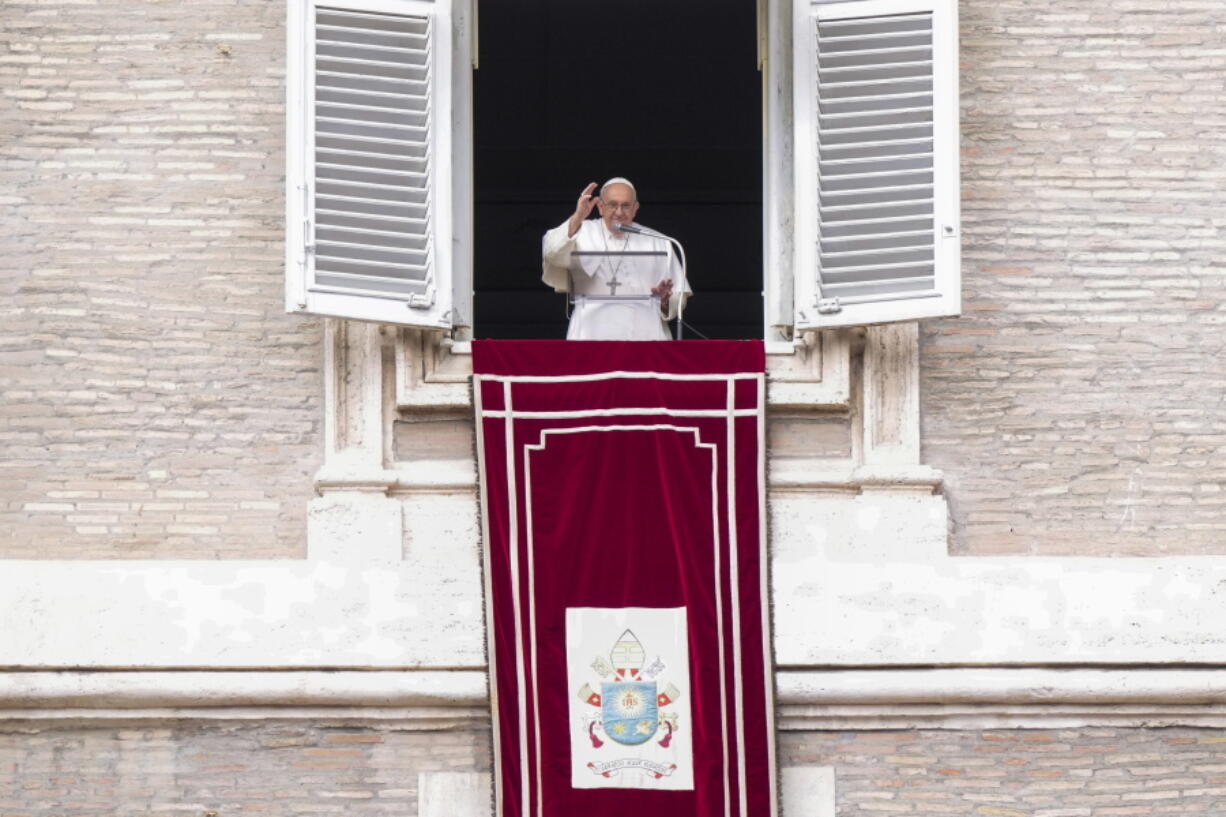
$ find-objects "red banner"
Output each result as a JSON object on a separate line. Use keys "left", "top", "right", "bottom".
{"left": 475, "top": 340, "right": 777, "bottom": 817}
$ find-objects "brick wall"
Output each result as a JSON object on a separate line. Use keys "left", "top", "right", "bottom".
{"left": 0, "top": 0, "right": 320, "bottom": 558}
{"left": 0, "top": 722, "right": 490, "bottom": 815}
{"left": 923, "top": 0, "right": 1226, "bottom": 555}
{"left": 4, "top": 0, "right": 1224, "bottom": 562}
{"left": 783, "top": 727, "right": 1226, "bottom": 815}
{"left": 4, "top": 724, "right": 1226, "bottom": 814}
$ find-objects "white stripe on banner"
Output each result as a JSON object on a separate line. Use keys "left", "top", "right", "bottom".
{"left": 502, "top": 380, "right": 531, "bottom": 817}
{"left": 524, "top": 425, "right": 715, "bottom": 803}
{"left": 479, "top": 371, "right": 761, "bottom": 384}
{"left": 727, "top": 380, "right": 748, "bottom": 817}
{"left": 522, "top": 444, "right": 544, "bottom": 817}
{"left": 482, "top": 407, "right": 760, "bottom": 419}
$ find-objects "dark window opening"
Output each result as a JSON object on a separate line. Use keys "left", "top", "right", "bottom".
{"left": 473, "top": 0, "right": 764, "bottom": 339}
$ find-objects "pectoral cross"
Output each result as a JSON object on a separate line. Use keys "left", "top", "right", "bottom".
{"left": 606, "top": 272, "right": 622, "bottom": 295}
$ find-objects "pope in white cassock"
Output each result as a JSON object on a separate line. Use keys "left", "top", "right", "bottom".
{"left": 542, "top": 178, "right": 691, "bottom": 340}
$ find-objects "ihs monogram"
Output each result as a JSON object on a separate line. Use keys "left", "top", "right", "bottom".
{"left": 575, "top": 629, "right": 682, "bottom": 779}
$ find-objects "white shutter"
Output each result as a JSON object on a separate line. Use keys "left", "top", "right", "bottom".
{"left": 793, "top": 0, "right": 959, "bottom": 329}
{"left": 287, "top": 0, "right": 454, "bottom": 328}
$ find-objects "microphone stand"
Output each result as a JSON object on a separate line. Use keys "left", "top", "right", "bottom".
{"left": 616, "top": 223, "right": 687, "bottom": 340}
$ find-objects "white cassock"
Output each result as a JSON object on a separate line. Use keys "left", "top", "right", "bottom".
{"left": 542, "top": 218, "right": 690, "bottom": 340}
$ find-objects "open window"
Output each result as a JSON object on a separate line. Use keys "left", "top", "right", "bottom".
{"left": 286, "top": 0, "right": 960, "bottom": 337}
{"left": 470, "top": 0, "right": 763, "bottom": 340}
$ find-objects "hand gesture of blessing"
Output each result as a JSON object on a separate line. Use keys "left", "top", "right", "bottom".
{"left": 567, "top": 182, "right": 599, "bottom": 237}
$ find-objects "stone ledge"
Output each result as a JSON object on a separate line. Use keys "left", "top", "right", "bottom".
{"left": 0, "top": 707, "right": 489, "bottom": 728}
{"left": 0, "top": 670, "right": 487, "bottom": 709}
{"left": 314, "top": 466, "right": 401, "bottom": 493}
{"left": 768, "top": 462, "right": 944, "bottom": 492}
{"left": 9, "top": 668, "right": 1226, "bottom": 730}
{"left": 778, "top": 667, "right": 1226, "bottom": 704}
{"left": 328, "top": 461, "right": 947, "bottom": 493}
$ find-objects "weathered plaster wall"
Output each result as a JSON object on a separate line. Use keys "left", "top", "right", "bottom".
{"left": 924, "top": 0, "right": 1226, "bottom": 555}
{"left": 9, "top": 488, "right": 1226, "bottom": 669}
{"left": 0, "top": 0, "right": 320, "bottom": 559}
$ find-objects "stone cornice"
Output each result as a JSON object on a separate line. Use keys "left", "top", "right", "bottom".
{"left": 7, "top": 668, "right": 1226, "bottom": 729}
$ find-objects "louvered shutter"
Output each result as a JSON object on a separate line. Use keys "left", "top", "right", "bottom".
{"left": 793, "top": 0, "right": 959, "bottom": 329}
{"left": 287, "top": 0, "right": 454, "bottom": 328}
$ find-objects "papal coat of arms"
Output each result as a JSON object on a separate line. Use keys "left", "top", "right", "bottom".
{"left": 575, "top": 628, "right": 682, "bottom": 778}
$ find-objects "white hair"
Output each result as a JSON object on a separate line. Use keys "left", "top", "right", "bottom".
{"left": 600, "top": 177, "right": 637, "bottom": 199}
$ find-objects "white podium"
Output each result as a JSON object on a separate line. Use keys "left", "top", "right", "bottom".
{"left": 567, "top": 294, "right": 670, "bottom": 340}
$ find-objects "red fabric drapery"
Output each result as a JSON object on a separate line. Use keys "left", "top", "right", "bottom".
{"left": 475, "top": 340, "right": 776, "bottom": 817}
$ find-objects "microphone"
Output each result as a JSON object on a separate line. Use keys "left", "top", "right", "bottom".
{"left": 615, "top": 223, "right": 663, "bottom": 238}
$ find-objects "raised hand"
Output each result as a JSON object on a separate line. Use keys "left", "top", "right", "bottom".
{"left": 567, "top": 182, "right": 599, "bottom": 237}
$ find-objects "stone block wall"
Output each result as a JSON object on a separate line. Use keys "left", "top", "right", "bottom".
{"left": 0, "top": 0, "right": 320, "bottom": 559}
{"left": 924, "top": 0, "right": 1226, "bottom": 555}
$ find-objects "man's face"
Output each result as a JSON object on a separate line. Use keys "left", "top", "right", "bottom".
{"left": 596, "top": 183, "right": 639, "bottom": 234}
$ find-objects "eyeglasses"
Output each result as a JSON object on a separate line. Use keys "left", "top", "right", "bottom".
{"left": 600, "top": 201, "right": 636, "bottom": 212}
